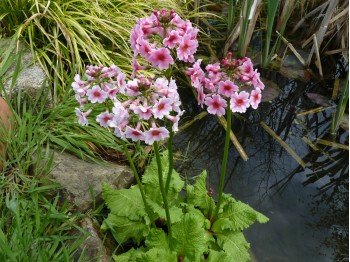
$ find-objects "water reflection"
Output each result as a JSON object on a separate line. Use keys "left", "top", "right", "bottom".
{"left": 173, "top": 74, "right": 348, "bottom": 261}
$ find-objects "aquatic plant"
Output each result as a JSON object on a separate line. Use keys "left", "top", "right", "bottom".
{"left": 72, "top": 9, "right": 268, "bottom": 261}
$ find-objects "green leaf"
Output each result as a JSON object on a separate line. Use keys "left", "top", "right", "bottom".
{"left": 101, "top": 213, "right": 149, "bottom": 244}
{"left": 204, "top": 250, "right": 231, "bottom": 262}
{"left": 113, "top": 247, "right": 145, "bottom": 262}
{"left": 148, "top": 200, "right": 183, "bottom": 224}
{"left": 213, "top": 200, "right": 269, "bottom": 232}
{"left": 102, "top": 183, "right": 146, "bottom": 220}
{"left": 145, "top": 228, "right": 170, "bottom": 251}
{"left": 136, "top": 248, "right": 177, "bottom": 262}
{"left": 143, "top": 150, "right": 184, "bottom": 205}
{"left": 186, "top": 170, "right": 215, "bottom": 217}
{"left": 216, "top": 231, "right": 250, "bottom": 262}
{"left": 172, "top": 213, "right": 209, "bottom": 261}
{"left": 184, "top": 204, "right": 211, "bottom": 230}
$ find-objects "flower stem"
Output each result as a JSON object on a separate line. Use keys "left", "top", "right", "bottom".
{"left": 154, "top": 141, "right": 173, "bottom": 248}
{"left": 121, "top": 140, "right": 153, "bottom": 223}
{"left": 213, "top": 100, "right": 232, "bottom": 220}
{"left": 165, "top": 128, "right": 174, "bottom": 194}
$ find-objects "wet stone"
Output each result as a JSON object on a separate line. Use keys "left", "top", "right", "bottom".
{"left": 36, "top": 150, "right": 134, "bottom": 211}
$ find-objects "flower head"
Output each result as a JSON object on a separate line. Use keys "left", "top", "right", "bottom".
{"left": 204, "top": 95, "right": 227, "bottom": 116}
{"left": 144, "top": 126, "right": 170, "bottom": 145}
{"left": 75, "top": 108, "right": 92, "bottom": 126}
{"left": 147, "top": 48, "right": 174, "bottom": 70}
{"left": 250, "top": 88, "right": 262, "bottom": 109}
{"left": 230, "top": 91, "right": 250, "bottom": 113}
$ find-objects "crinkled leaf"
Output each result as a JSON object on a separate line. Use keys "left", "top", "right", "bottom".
{"left": 136, "top": 248, "right": 177, "bottom": 262}
{"left": 205, "top": 250, "right": 231, "bottom": 262}
{"left": 216, "top": 231, "right": 250, "bottom": 262}
{"left": 213, "top": 200, "right": 269, "bottom": 232}
{"left": 113, "top": 247, "right": 145, "bottom": 262}
{"left": 186, "top": 170, "right": 216, "bottom": 217}
{"left": 143, "top": 151, "right": 184, "bottom": 204}
{"left": 145, "top": 228, "right": 170, "bottom": 251}
{"left": 185, "top": 204, "right": 211, "bottom": 230}
{"left": 172, "top": 213, "right": 209, "bottom": 261}
{"left": 148, "top": 199, "right": 183, "bottom": 224}
{"left": 101, "top": 213, "right": 149, "bottom": 244}
{"left": 102, "top": 183, "right": 146, "bottom": 220}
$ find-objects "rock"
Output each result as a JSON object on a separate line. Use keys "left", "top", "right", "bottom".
{"left": 38, "top": 150, "right": 134, "bottom": 211}
{"left": 0, "top": 98, "right": 13, "bottom": 170}
{"left": 72, "top": 217, "right": 111, "bottom": 262}
{"left": 0, "top": 38, "right": 51, "bottom": 104}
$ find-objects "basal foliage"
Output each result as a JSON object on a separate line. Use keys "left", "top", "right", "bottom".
{"left": 102, "top": 151, "right": 268, "bottom": 262}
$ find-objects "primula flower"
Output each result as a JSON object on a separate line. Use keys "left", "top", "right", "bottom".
{"left": 177, "top": 34, "right": 198, "bottom": 63}
{"left": 138, "top": 39, "right": 155, "bottom": 58}
{"left": 163, "top": 29, "right": 181, "bottom": 48}
{"left": 125, "top": 125, "right": 146, "bottom": 142}
{"left": 250, "top": 88, "right": 262, "bottom": 109}
{"left": 204, "top": 95, "right": 227, "bottom": 116}
{"left": 86, "top": 85, "right": 108, "bottom": 103}
{"left": 96, "top": 111, "right": 114, "bottom": 127}
{"left": 197, "top": 85, "right": 205, "bottom": 107}
{"left": 218, "top": 80, "right": 239, "bottom": 97}
{"left": 250, "top": 69, "right": 265, "bottom": 89}
{"left": 126, "top": 79, "right": 142, "bottom": 96}
{"left": 188, "top": 52, "right": 264, "bottom": 116}
{"left": 153, "top": 97, "right": 172, "bottom": 119}
{"left": 75, "top": 108, "right": 92, "bottom": 126}
{"left": 230, "top": 91, "right": 250, "bottom": 113}
{"left": 144, "top": 126, "right": 170, "bottom": 145}
{"left": 131, "top": 57, "right": 146, "bottom": 79}
{"left": 131, "top": 103, "right": 153, "bottom": 120}
{"left": 147, "top": 48, "right": 174, "bottom": 70}
{"left": 130, "top": 9, "right": 198, "bottom": 75}
{"left": 186, "top": 59, "right": 204, "bottom": 88}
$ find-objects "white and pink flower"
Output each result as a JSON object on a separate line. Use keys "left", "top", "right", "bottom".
{"left": 204, "top": 94, "right": 227, "bottom": 116}
{"left": 250, "top": 88, "right": 262, "bottom": 109}
{"left": 96, "top": 111, "right": 114, "bottom": 127}
{"left": 147, "top": 48, "right": 174, "bottom": 70}
{"left": 86, "top": 85, "right": 108, "bottom": 103}
{"left": 144, "top": 126, "right": 170, "bottom": 145}
{"left": 230, "top": 91, "right": 250, "bottom": 113}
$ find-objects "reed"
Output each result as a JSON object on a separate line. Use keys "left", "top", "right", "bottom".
{"left": 330, "top": 73, "right": 349, "bottom": 135}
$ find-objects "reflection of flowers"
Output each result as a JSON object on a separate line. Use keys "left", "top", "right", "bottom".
{"left": 186, "top": 52, "right": 265, "bottom": 115}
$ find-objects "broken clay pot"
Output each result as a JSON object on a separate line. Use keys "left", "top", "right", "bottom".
{"left": 0, "top": 98, "right": 13, "bottom": 170}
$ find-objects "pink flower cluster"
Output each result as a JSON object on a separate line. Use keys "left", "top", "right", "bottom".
{"left": 72, "top": 64, "right": 183, "bottom": 145}
{"left": 186, "top": 53, "right": 264, "bottom": 116}
{"left": 130, "top": 9, "right": 199, "bottom": 75}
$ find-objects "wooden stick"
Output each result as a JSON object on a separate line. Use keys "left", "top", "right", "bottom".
{"left": 277, "top": 31, "right": 306, "bottom": 66}
{"left": 313, "top": 34, "right": 323, "bottom": 78}
{"left": 260, "top": 121, "right": 306, "bottom": 168}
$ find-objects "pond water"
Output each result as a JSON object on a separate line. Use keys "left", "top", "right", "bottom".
{"left": 173, "top": 69, "right": 348, "bottom": 261}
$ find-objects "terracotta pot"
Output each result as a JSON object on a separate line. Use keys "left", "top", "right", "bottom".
{"left": 0, "top": 98, "right": 13, "bottom": 170}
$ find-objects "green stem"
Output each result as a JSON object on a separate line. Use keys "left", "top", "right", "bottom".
{"left": 165, "top": 128, "right": 174, "bottom": 194}
{"left": 154, "top": 141, "right": 173, "bottom": 248}
{"left": 213, "top": 100, "right": 232, "bottom": 220}
{"left": 121, "top": 140, "right": 153, "bottom": 223}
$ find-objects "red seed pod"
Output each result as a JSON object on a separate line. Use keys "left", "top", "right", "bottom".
{"left": 178, "top": 255, "right": 183, "bottom": 262}
{"left": 208, "top": 187, "right": 214, "bottom": 197}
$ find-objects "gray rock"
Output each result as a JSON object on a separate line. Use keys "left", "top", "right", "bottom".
{"left": 72, "top": 217, "right": 111, "bottom": 262}
{"left": 46, "top": 150, "right": 134, "bottom": 211}
{"left": 0, "top": 38, "right": 51, "bottom": 104}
